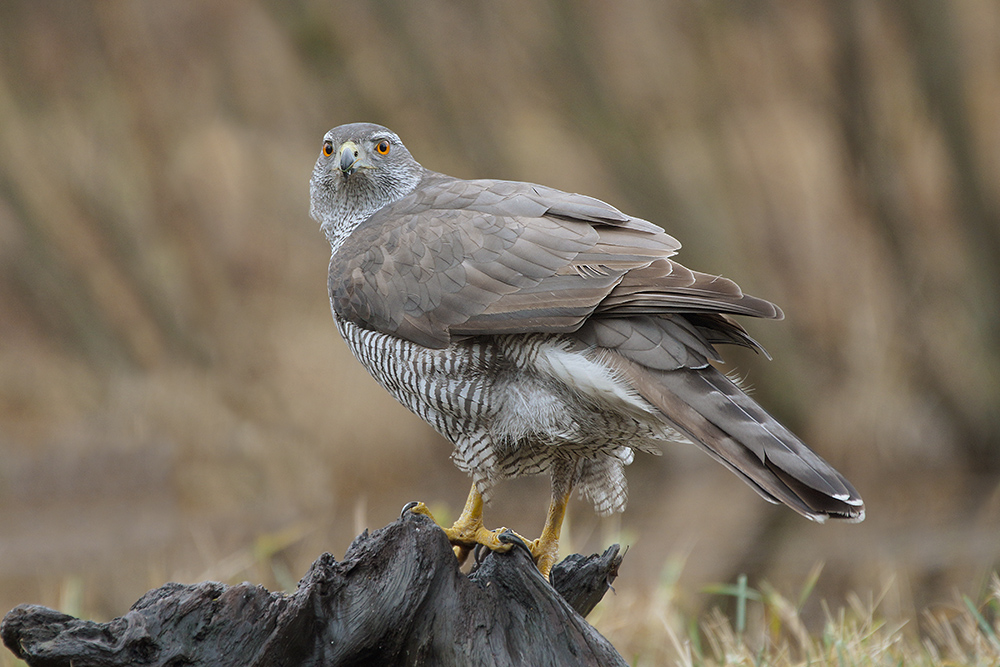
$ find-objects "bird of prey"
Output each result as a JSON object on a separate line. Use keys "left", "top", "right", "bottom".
{"left": 310, "top": 122, "right": 864, "bottom": 578}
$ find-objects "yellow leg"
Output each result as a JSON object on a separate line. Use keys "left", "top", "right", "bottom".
{"left": 529, "top": 483, "right": 571, "bottom": 580}
{"left": 409, "top": 470, "right": 573, "bottom": 581}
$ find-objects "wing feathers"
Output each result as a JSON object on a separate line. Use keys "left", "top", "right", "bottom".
{"left": 331, "top": 171, "right": 782, "bottom": 349}
{"left": 600, "top": 348, "right": 864, "bottom": 522}
{"left": 598, "top": 261, "right": 783, "bottom": 320}
{"left": 578, "top": 316, "right": 721, "bottom": 370}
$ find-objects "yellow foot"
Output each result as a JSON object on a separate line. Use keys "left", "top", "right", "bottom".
{"left": 528, "top": 537, "right": 560, "bottom": 580}
{"left": 405, "top": 500, "right": 561, "bottom": 579}
{"left": 405, "top": 500, "right": 524, "bottom": 566}
{"left": 444, "top": 519, "right": 515, "bottom": 565}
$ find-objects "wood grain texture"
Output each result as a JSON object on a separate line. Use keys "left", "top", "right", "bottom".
{"left": 2, "top": 511, "right": 626, "bottom": 667}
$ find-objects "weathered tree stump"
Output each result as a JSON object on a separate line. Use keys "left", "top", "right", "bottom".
{"left": 3, "top": 507, "right": 626, "bottom": 666}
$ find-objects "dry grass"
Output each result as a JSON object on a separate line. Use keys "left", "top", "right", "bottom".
{"left": 589, "top": 567, "right": 1000, "bottom": 666}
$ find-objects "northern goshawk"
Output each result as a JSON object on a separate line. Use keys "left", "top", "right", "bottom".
{"left": 310, "top": 122, "right": 864, "bottom": 578}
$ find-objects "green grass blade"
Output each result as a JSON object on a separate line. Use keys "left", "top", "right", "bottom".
{"left": 963, "top": 594, "right": 1000, "bottom": 651}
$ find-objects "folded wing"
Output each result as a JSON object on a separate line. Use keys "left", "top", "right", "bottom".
{"left": 330, "top": 172, "right": 777, "bottom": 348}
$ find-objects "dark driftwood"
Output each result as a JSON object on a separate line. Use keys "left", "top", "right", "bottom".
{"left": 3, "top": 507, "right": 626, "bottom": 666}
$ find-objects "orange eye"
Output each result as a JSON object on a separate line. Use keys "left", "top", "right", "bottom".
{"left": 375, "top": 139, "right": 390, "bottom": 155}
{"left": 322, "top": 141, "right": 334, "bottom": 157}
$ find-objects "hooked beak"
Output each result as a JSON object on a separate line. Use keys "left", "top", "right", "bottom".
{"left": 339, "top": 141, "right": 360, "bottom": 177}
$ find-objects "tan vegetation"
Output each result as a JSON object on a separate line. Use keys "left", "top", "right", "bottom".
{"left": 1, "top": 2, "right": 999, "bottom": 662}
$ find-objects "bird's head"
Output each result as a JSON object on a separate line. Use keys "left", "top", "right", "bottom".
{"left": 310, "top": 122, "right": 423, "bottom": 247}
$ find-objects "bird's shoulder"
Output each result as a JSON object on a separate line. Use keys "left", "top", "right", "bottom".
{"left": 347, "top": 170, "right": 672, "bottom": 238}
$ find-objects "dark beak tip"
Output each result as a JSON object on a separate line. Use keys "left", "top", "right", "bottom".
{"left": 339, "top": 146, "right": 358, "bottom": 176}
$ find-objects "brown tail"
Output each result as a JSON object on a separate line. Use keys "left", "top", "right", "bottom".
{"left": 615, "top": 355, "right": 864, "bottom": 522}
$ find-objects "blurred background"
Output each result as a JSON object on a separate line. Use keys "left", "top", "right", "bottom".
{"left": 1, "top": 0, "right": 999, "bottom": 659}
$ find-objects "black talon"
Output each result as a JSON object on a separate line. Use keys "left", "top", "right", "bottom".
{"left": 399, "top": 501, "right": 420, "bottom": 518}
{"left": 474, "top": 543, "right": 488, "bottom": 565}
{"left": 497, "top": 529, "right": 530, "bottom": 554}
